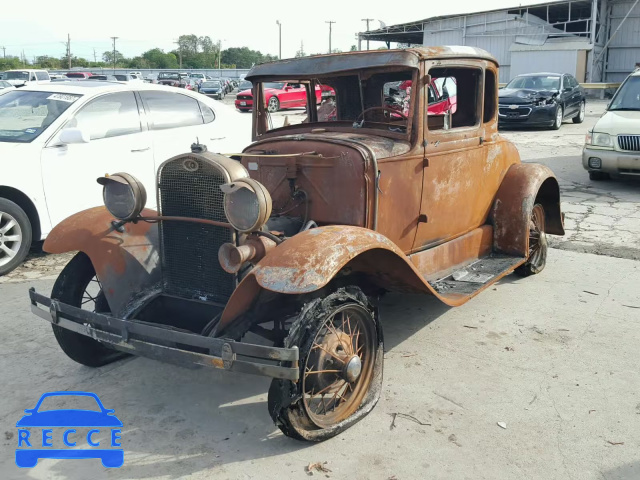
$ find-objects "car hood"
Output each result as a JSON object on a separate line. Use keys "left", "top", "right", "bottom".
{"left": 16, "top": 410, "right": 123, "bottom": 427}
{"left": 593, "top": 110, "right": 640, "bottom": 135}
{"left": 201, "top": 87, "right": 221, "bottom": 92}
{"left": 499, "top": 88, "right": 558, "bottom": 104}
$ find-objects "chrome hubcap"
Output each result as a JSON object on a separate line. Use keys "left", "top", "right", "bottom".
{"left": 557, "top": 108, "right": 563, "bottom": 125}
{"left": 344, "top": 355, "right": 362, "bottom": 383}
{"left": 0, "top": 211, "right": 23, "bottom": 267}
{"left": 580, "top": 103, "right": 585, "bottom": 120}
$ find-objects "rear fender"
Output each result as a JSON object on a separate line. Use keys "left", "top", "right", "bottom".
{"left": 217, "top": 226, "right": 460, "bottom": 335}
{"left": 44, "top": 207, "right": 161, "bottom": 317}
{"left": 490, "top": 163, "right": 565, "bottom": 257}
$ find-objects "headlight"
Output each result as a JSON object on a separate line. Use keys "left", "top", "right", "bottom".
{"left": 592, "top": 132, "right": 612, "bottom": 147}
{"left": 220, "top": 178, "right": 272, "bottom": 233}
{"left": 97, "top": 173, "right": 147, "bottom": 221}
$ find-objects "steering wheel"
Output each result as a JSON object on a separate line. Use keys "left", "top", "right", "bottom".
{"left": 355, "top": 106, "right": 408, "bottom": 124}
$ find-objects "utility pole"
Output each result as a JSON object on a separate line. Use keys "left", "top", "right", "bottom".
{"left": 93, "top": 48, "right": 97, "bottom": 64}
{"left": 110, "top": 36, "right": 119, "bottom": 73}
{"left": 66, "top": 34, "right": 71, "bottom": 69}
{"left": 217, "top": 39, "right": 226, "bottom": 70}
{"left": 276, "top": 20, "right": 282, "bottom": 59}
{"left": 361, "top": 18, "right": 374, "bottom": 50}
{"left": 1, "top": 46, "right": 5, "bottom": 59}
{"left": 325, "top": 21, "right": 336, "bottom": 54}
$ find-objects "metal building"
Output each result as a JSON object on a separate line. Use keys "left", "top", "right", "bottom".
{"left": 358, "top": 0, "right": 640, "bottom": 83}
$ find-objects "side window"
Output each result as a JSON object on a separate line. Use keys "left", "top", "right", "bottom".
{"left": 30, "top": 74, "right": 37, "bottom": 82}
{"left": 483, "top": 69, "right": 497, "bottom": 123}
{"left": 199, "top": 102, "right": 215, "bottom": 124}
{"left": 570, "top": 76, "right": 579, "bottom": 88}
{"left": 68, "top": 92, "right": 141, "bottom": 140}
{"left": 428, "top": 67, "right": 480, "bottom": 131}
{"left": 140, "top": 91, "right": 204, "bottom": 130}
{"left": 35, "top": 72, "right": 49, "bottom": 81}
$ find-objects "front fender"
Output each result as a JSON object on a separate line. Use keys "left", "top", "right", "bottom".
{"left": 217, "top": 226, "right": 464, "bottom": 334}
{"left": 44, "top": 207, "right": 161, "bottom": 317}
{"left": 490, "top": 163, "right": 565, "bottom": 257}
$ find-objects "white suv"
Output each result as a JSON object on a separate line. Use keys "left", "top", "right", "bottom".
{"left": 583, "top": 69, "right": 640, "bottom": 180}
{"left": 0, "top": 81, "right": 250, "bottom": 274}
{"left": 4, "top": 69, "right": 51, "bottom": 87}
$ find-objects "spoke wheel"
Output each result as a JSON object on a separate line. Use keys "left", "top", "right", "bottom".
{"left": 515, "top": 203, "right": 548, "bottom": 277}
{"left": 51, "top": 252, "right": 127, "bottom": 367}
{"left": 302, "top": 304, "right": 376, "bottom": 428}
{"left": 268, "top": 287, "right": 383, "bottom": 442}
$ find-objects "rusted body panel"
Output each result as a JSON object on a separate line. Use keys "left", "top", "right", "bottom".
{"left": 44, "top": 207, "right": 161, "bottom": 317}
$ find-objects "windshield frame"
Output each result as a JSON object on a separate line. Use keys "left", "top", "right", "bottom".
{"left": 253, "top": 68, "right": 418, "bottom": 143}
{"left": 0, "top": 90, "right": 82, "bottom": 144}
{"left": 608, "top": 75, "right": 640, "bottom": 111}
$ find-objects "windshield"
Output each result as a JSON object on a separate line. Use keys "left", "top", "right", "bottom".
{"left": 114, "top": 75, "right": 129, "bottom": 81}
{"left": 0, "top": 90, "right": 81, "bottom": 143}
{"left": 260, "top": 70, "right": 415, "bottom": 136}
{"left": 202, "top": 81, "right": 221, "bottom": 88}
{"left": 239, "top": 81, "right": 252, "bottom": 90}
{"left": 66, "top": 72, "right": 86, "bottom": 78}
{"left": 609, "top": 76, "right": 640, "bottom": 111}
{"left": 159, "top": 73, "right": 179, "bottom": 80}
{"left": 506, "top": 75, "right": 560, "bottom": 91}
{"left": 5, "top": 71, "right": 29, "bottom": 80}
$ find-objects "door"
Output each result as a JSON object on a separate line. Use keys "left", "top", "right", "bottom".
{"left": 414, "top": 65, "right": 504, "bottom": 251}
{"left": 280, "top": 83, "right": 306, "bottom": 107}
{"left": 139, "top": 90, "right": 220, "bottom": 159}
{"left": 562, "top": 75, "right": 578, "bottom": 116}
{"left": 41, "top": 91, "right": 155, "bottom": 226}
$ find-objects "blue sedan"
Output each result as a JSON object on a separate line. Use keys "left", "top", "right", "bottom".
{"left": 199, "top": 80, "right": 225, "bottom": 99}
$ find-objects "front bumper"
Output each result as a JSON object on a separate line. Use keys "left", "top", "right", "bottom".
{"left": 235, "top": 99, "right": 253, "bottom": 109}
{"left": 498, "top": 104, "right": 557, "bottom": 127}
{"left": 29, "top": 288, "right": 299, "bottom": 381}
{"left": 582, "top": 147, "right": 640, "bottom": 175}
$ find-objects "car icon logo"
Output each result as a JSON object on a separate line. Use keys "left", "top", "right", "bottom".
{"left": 509, "top": 105, "right": 518, "bottom": 110}
{"left": 15, "top": 391, "right": 123, "bottom": 468}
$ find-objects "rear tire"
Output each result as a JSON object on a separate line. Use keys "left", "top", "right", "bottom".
{"left": 51, "top": 252, "right": 128, "bottom": 367}
{"left": 515, "top": 204, "right": 547, "bottom": 277}
{"left": 589, "top": 171, "right": 610, "bottom": 181}
{"left": 267, "top": 96, "right": 280, "bottom": 113}
{"left": 0, "top": 198, "right": 32, "bottom": 276}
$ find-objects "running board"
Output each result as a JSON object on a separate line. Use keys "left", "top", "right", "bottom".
{"left": 429, "top": 254, "right": 525, "bottom": 297}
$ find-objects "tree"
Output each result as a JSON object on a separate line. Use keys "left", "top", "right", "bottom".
{"left": 295, "top": 41, "right": 306, "bottom": 58}
{"left": 35, "top": 56, "right": 60, "bottom": 69}
{"left": 102, "top": 50, "right": 125, "bottom": 66}
{"left": 350, "top": 45, "right": 358, "bottom": 51}
{"left": 221, "top": 47, "right": 276, "bottom": 69}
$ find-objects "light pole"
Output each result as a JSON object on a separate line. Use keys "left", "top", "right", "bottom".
{"left": 276, "top": 20, "right": 282, "bottom": 59}
{"left": 218, "top": 39, "right": 226, "bottom": 70}
{"left": 110, "top": 36, "right": 118, "bottom": 73}
{"left": 325, "top": 21, "right": 335, "bottom": 54}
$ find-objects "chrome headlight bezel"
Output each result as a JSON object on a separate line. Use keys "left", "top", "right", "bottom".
{"left": 591, "top": 132, "right": 613, "bottom": 147}
{"left": 97, "top": 172, "right": 147, "bottom": 221}
{"left": 221, "top": 178, "right": 272, "bottom": 233}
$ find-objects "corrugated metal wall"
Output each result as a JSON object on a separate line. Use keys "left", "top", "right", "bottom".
{"left": 511, "top": 50, "right": 580, "bottom": 77}
{"left": 604, "top": 0, "right": 640, "bottom": 82}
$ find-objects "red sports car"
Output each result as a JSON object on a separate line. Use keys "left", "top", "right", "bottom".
{"left": 235, "top": 82, "right": 334, "bottom": 113}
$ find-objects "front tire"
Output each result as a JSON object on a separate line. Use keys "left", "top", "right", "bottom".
{"left": 573, "top": 101, "right": 585, "bottom": 124}
{"left": 51, "top": 252, "right": 128, "bottom": 367}
{"left": 515, "top": 204, "right": 547, "bottom": 277}
{"left": 0, "top": 198, "right": 32, "bottom": 276}
{"left": 268, "top": 287, "right": 383, "bottom": 442}
{"left": 551, "top": 105, "right": 563, "bottom": 130}
{"left": 267, "top": 96, "right": 280, "bottom": 113}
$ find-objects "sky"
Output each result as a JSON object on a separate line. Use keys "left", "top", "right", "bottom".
{"left": 1, "top": 0, "right": 555, "bottom": 61}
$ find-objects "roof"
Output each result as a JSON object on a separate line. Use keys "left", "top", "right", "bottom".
{"left": 18, "top": 81, "right": 189, "bottom": 96}
{"left": 246, "top": 46, "right": 496, "bottom": 80}
{"left": 509, "top": 39, "right": 592, "bottom": 52}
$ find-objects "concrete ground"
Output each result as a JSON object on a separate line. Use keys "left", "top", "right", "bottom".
{"left": 1, "top": 96, "right": 639, "bottom": 479}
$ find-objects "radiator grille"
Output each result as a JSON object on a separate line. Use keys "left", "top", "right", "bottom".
{"left": 618, "top": 135, "right": 640, "bottom": 152}
{"left": 237, "top": 95, "right": 252, "bottom": 100}
{"left": 158, "top": 156, "right": 235, "bottom": 303}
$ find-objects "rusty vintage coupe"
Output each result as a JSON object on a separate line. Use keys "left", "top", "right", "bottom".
{"left": 29, "top": 47, "right": 564, "bottom": 441}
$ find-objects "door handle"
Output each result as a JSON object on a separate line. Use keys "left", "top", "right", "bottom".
{"left": 131, "top": 147, "right": 150, "bottom": 153}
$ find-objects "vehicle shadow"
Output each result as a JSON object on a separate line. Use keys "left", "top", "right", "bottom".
{"left": 603, "top": 461, "right": 640, "bottom": 480}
